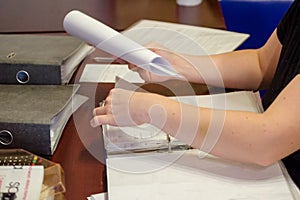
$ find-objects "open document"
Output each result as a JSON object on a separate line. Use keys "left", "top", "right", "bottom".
{"left": 122, "top": 19, "right": 249, "bottom": 55}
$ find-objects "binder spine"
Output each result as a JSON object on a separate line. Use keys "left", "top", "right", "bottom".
{"left": 0, "top": 63, "right": 61, "bottom": 85}
{"left": 0, "top": 122, "right": 52, "bottom": 156}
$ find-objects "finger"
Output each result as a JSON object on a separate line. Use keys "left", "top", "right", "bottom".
{"left": 128, "top": 64, "right": 139, "bottom": 72}
{"left": 90, "top": 116, "right": 100, "bottom": 127}
{"left": 90, "top": 115, "right": 114, "bottom": 127}
{"left": 137, "top": 68, "right": 151, "bottom": 81}
{"left": 115, "top": 58, "right": 128, "bottom": 64}
{"left": 131, "top": 66, "right": 139, "bottom": 72}
{"left": 93, "top": 106, "right": 107, "bottom": 116}
{"left": 144, "top": 42, "right": 164, "bottom": 49}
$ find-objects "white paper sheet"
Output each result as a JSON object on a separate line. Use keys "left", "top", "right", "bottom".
{"left": 87, "top": 192, "right": 108, "bottom": 200}
{"left": 122, "top": 19, "right": 249, "bottom": 55}
{"left": 107, "top": 150, "right": 296, "bottom": 200}
{"left": 79, "top": 64, "right": 144, "bottom": 83}
{"left": 0, "top": 166, "right": 44, "bottom": 200}
{"left": 63, "top": 10, "right": 180, "bottom": 77}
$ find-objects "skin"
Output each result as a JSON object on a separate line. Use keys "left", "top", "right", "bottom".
{"left": 90, "top": 29, "right": 300, "bottom": 167}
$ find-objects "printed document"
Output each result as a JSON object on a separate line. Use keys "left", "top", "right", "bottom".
{"left": 0, "top": 166, "right": 44, "bottom": 200}
{"left": 80, "top": 64, "right": 144, "bottom": 83}
{"left": 122, "top": 19, "right": 249, "bottom": 55}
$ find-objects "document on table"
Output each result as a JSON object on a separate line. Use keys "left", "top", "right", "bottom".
{"left": 0, "top": 166, "right": 44, "bottom": 200}
{"left": 87, "top": 192, "right": 108, "bottom": 200}
{"left": 122, "top": 19, "right": 250, "bottom": 55}
{"left": 106, "top": 150, "right": 298, "bottom": 200}
{"left": 79, "top": 64, "right": 144, "bottom": 83}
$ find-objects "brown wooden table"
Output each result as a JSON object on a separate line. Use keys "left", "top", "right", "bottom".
{"left": 0, "top": 0, "right": 224, "bottom": 33}
{"left": 0, "top": 0, "right": 225, "bottom": 199}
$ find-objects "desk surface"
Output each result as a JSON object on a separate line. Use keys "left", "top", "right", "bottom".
{"left": 0, "top": 0, "right": 224, "bottom": 33}
{"left": 48, "top": 0, "right": 226, "bottom": 199}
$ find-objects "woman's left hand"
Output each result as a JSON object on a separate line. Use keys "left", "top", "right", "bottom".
{"left": 90, "top": 88, "right": 152, "bottom": 127}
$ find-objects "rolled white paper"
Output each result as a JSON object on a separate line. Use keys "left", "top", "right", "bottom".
{"left": 63, "top": 10, "right": 179, "bottom": 77}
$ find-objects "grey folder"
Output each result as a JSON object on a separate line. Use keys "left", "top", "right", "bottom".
{"left": 0, "top": 34, "right": 93, "bottom": 85}
{"left": 0, "top": 84, "right": 80, "bottom": 156}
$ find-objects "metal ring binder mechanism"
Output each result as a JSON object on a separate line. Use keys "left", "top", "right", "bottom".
{"left": 0, "top": 130, "right": 13, "bottom": 145}
{"left": 16, "top": 70, "right": 30, "bottom": 84}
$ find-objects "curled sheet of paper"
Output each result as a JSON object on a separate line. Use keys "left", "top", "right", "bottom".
{"left": 63, "top": 10, "right": 180, "bottom": 77}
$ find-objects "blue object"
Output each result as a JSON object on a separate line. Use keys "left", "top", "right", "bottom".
{"left": 219, "top": 0, "right": 294, "bottom": 49}
{"left": 219, "top": 0, "right": 293, "bottom": 97}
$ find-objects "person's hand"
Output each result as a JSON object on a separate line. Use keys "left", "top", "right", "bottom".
{"left": 126, "top": 43, "right": 196, "bottom": 82}
{"left": 90, "top": 88, "right": 152, "bottom": 127}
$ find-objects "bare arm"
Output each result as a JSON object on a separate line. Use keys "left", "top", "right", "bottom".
{"left": 91, "top": 74, "right": 300, "bottom": 166}
{"left": 139, "top": 29, "right": 281, "bottom": 90}
{"left": 212, "top": 29, "right": 281, "bottom": 89}
{"left": 90, "top": 29, "right": 300, "bottom": 166}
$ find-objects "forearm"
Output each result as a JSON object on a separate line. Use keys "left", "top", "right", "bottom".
{"left": 92, "top": 76, "right": 299, "bottom": 166}
{"left": 211, "top": 49, "right": 263, "bottom": 89}
{"left": 147, "top": 98, "right": 276, "bottom": 166}
{"left": 182, "top": 49, "right": 263, "bottom": 90}
{"left": 140, "top": 94, "right": 208, "bottom": 147}
{"left": 181, "top": 30, "right": 281, "bottom": 90}
{"left": 140, "top": 94, "right": 264, "bottom": 164}
{"left": 140, "top": 88, "right": 299, "bottom": 166}
{"left": 144, "top": 96, "right": 258, "bottom": 163}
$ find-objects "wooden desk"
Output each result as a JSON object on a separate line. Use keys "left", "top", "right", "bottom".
{"left": 111, "top": 0, "right": 225, "bottom": 30}
{"left": 0, "top": 0, "right": 224, "bottom": 33}
{"left": 49, "top": 1, "right": 226, "bottom": 199}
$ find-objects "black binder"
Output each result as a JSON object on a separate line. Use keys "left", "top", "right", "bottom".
{"left": 0, "top": 34, "right": 94, "bottom": 85}
{"left": 0, "top": 84, "right": 85, "bottom": 156}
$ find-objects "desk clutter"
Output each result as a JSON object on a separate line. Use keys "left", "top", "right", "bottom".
{"left": 0, "top": 34, "right": 92, "bottom": 157}
{"left": 0, "top": 149, "right": 65, "bottom": 200}
{"left": 0, "top": 84, "right": 88, "bottom": 157}
{"left": 0, "top": 34, "right": 94, "bottom": 85}
{"left": 1, "top": 4, "right": 299, "bottom": 198}
{"left": 0, "top": 34, "right": 91, "bottom": 200}
{"left": 61, "top": 10, "right": 300, "bottom": 199}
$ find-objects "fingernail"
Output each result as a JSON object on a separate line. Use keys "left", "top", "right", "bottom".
{"left": 90, "top": 118, "right": 98, "bottom": 128}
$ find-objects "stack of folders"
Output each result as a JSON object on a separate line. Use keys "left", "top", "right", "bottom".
{"left": 0, "top": 85, "right": 88, "bottom": 156}
{"left": 103, "top": 91, "right": 300, "bottom": 200}
{"left": 0, "top": 34, "right": 92, "bottom": 156}
{"left": 0, "top": 34, "right": 94, "bottom": 85}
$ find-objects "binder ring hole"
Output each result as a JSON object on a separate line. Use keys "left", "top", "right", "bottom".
{"left": 0, "top": 130, "right": 13, "bottom": 145}
{"left": 16, "top": 70, "right": 30, "bottom": 84}
{"left": 7, "top": 51, "right": 16, "bottom": 59}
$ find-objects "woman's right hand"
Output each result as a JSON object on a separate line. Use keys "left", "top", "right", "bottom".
{"left": 126, "top": 43, "right": 198, "bottom": 83}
